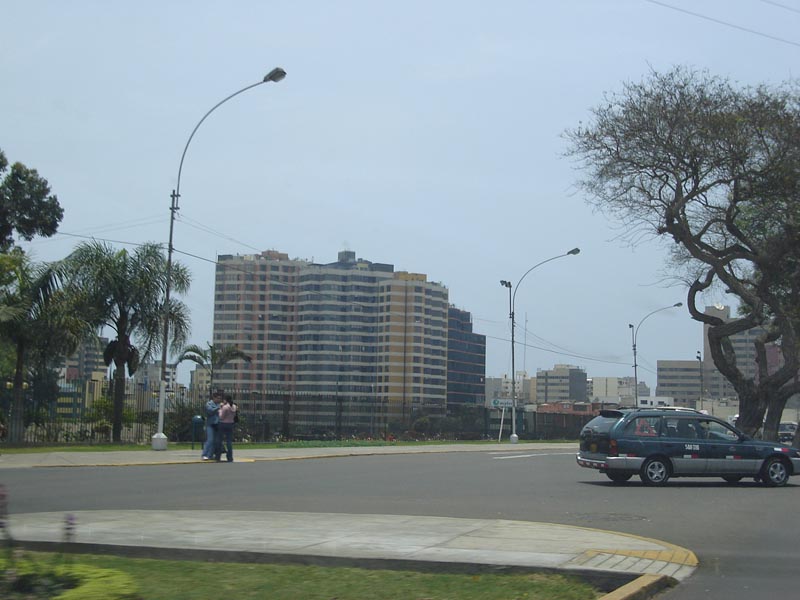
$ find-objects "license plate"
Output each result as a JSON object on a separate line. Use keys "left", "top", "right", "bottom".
{"left": 590, "top": 443, "right": 597, "bottom": 453}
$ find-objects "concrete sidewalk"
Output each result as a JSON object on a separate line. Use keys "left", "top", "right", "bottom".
{"left": 0, "top": 442, "right": 576, "bottom": 468}
{"left": 9, "top": 510, "right": 696, "bottom": 596}
{"left": 1, "top": 444, "right": 698, "bottom": 598}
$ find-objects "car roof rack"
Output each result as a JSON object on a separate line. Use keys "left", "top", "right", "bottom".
{"left": 633, "top": 406, "right": 702, "bottom": 413}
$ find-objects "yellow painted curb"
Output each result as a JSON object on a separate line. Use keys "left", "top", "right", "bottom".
{"left": 585, "top": 547, "right": 698, "bottom": 567}
{"left": 598, "top": 574, "right": 677, "bottom": 600}
{"left": 558, "top": 522, "right": 699, "bottom": 568}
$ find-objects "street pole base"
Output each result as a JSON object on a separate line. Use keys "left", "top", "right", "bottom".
{"left": 151, "top": 433, "right": 168, "bottom": 451}
{"left": 510, "top": 434, "right": 519, "bottom": 444}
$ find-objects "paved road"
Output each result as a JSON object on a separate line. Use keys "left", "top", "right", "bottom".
{"left": 2, "top": 444, "right": 796, "bottom": 598}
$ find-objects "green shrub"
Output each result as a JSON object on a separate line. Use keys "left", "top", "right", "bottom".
{"left": 1, "top": 556, "right": 140, "bottom": 600}
{"left": 55, "top": 563, "right": 140, "bottom": 600}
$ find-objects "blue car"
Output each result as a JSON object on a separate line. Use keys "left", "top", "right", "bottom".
{"left": 576, "top": 408, "right": 800, "bottom": 486}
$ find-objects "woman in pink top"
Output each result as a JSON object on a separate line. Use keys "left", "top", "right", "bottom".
{"left": 214, "top": 395, "right": 237, "bottom": 462}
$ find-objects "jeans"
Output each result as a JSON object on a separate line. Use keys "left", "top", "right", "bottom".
{"left": 215, "top": 422, "right": 234, "bottom": 461}
{"left": 202, "top": 424, "right": 216, "bottom": 458}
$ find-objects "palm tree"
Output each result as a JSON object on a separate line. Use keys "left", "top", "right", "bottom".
{"left": 177, "top": 342, "right": 252, "bottom": 392}
{"left": 63, "top": 241, "right": 191, "bottom": 442}
{"left": 0, "top": 251, "right": 91, "bottom": 442}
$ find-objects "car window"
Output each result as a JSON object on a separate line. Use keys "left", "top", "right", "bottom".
{"left": 583, "top": 415, "right": 623, "bottom": 434}
{"left": 622, "top": 416, "right": 660, "bottom": 437}
{"left": 664, "top": 417, "right": 703, "bottom": 439}
{"left": 699, "top": 419, "right": 739, "bottom": 441}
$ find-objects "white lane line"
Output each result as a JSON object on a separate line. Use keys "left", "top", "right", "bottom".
{"left": 493, "top": 452, "right": 576, "bottom": 460}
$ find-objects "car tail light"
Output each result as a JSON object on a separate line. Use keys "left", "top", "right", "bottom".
{"left": 609, "top": 439, "right": 618, "bottom": 457}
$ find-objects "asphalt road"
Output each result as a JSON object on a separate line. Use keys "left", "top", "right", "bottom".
{"left": 2, "top": 447, "right": 797, "bottom": 598}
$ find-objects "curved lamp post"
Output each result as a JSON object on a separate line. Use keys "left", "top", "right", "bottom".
{"left": 153, "top": 67, "right": 287, "bottom": 450}
{"left": 500, "top": 247, "right": 580, "bottom": 443}
{"left": 627, "top": 302, "right": 682, "bottom": 407}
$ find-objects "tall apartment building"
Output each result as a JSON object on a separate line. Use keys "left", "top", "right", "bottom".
{"left": 446, "top": 307, "right": 486, "bottom": 409}
{"left": 535, "top": 364, "right": 587, "bottom": 404}
{"left": 212, "top": 249, "right": 480, "bottom": 430}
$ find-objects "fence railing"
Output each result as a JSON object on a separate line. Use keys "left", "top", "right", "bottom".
{"left": 1, "top": 379, "right": 587, "bottom": 445}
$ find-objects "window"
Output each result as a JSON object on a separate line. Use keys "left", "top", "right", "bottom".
{"left": 699, "top": 419, "right": 739, "bottom": 441}
{"left": 623, "top": 416, "right": 660, "bottom": 437}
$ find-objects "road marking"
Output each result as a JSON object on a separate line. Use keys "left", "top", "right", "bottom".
{"left": 493, "top": 452, "right": 576, "bottom": 460}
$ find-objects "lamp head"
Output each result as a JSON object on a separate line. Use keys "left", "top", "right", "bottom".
{"left": 264, "top": 67, "right": 287, "bottom": 83}
{"left": 500, "top": 280, "right": 511, "bottom": 288}
{"left": 567, "top": 247, "right": 580, "bottom": 255}
{"left": 674, "top": 302, "right": 683, "bottom": 307}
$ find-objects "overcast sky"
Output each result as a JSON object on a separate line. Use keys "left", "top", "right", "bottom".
{"left": 3, "top": 1, "right": 799, "bottom": 390}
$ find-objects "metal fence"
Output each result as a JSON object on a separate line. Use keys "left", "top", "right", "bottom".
{"left": 0, "top": 379, "right": 589, "bottom": 445}
{"left": 0, "top": 379, "right": 485, "bottom": 445}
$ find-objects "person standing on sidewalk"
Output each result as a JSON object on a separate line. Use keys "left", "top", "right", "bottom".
{"left": 215, "top": 395, "right": 237, "bottom": 462}
{"left": 201, "top": 391, "right": 222, "bottom": 460}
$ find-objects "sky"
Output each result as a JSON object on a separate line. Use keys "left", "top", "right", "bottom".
{"left": 2, "top": 1, "right": 799, "bottom": 390}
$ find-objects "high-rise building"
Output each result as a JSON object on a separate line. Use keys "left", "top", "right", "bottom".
{"left": 212, "top": 249, "right": 482, "bottom": 431}
{"left": 446, "top": 307, "right": 486, "bottom": 409}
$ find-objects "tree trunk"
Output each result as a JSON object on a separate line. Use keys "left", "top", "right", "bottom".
{"left": 8, "top": 340, "right": 26, "bottom": 444}
{"left": 735, "top": 387, "right": 766, "bottom": 438}
{"left": 763, "top": 396, "right": 788, "bottom": 442}
{"left": 112, "top": 360, "right": 126, "bottom": 443}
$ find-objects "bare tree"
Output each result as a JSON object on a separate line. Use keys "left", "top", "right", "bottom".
{"left": 566, "top": 67, "right": 800, "bottom": 439}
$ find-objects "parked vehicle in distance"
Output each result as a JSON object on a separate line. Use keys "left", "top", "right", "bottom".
{"left": 778, "top": 422, "right": 798, "bottom": 444}
{"left": 576, "top": 408, "right": 800, "bottom": 487}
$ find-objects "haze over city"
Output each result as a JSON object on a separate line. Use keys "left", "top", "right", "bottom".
{"left": 3, "top": 1, "right": 798, "bottom": 389}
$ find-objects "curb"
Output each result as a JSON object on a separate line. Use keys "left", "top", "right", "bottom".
{"left": 598, "top": 573, "right": 677, "bottom": 600}
{"left": 15, "top": 540, "right": 644, "bottom": 595}
{"left": 31, "top": 458, "right": 257, "bottom": 468}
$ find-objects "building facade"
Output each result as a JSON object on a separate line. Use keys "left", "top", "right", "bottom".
{"left": 655, "top": 359, "right": 701, "bottom": 406}
{"left": 211, "top": 249, "right": 483, "bottom": 433}
{"left": 446, "top": 307, "right": 486, "bottom": 409}
{"left": 61, "top": 336, "right": 108, "bottom": 382}
{"left": 535, "top": 364, "right": 588, "bottom": 404}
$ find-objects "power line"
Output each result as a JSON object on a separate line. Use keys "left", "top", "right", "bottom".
{"left": 484, "top": 334, "right": 631, "bottom": 367}
{"left": 177, "top": 214, "right": 265, "bottom": 253}
{"left": 760, "top": 0, "right": 800, "bottom": 15}
{"left": 644, "top": 0, "right": 800, "bottom": 48}
{"left": 46, "top": 232, "right": 152, "bottom": 248}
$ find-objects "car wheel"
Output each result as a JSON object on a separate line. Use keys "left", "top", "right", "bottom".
{"left": 760, "top": 457, "right": 789, "bottom": 487}
{"left": 722, "top": 476, "right": 742, "bottom": 484}
{"left": 640, "top": 456, "right": 671, "bottom": 486}
{"left": 606, "top": 472, "right": 632, "bottom": 483}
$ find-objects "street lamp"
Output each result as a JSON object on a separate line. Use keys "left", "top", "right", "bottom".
{"left": 153, "top": 67, "right": 287, "bottom": 450}
{"left": 500, "top": 247, "right": 580, "bottom": 443}
{"left": 627, "top": 302, "right": 682, "bottom": 407}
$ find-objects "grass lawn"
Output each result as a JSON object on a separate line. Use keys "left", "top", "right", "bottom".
{"left": 5, "top": 552, "right": 601, "bottom": 600}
